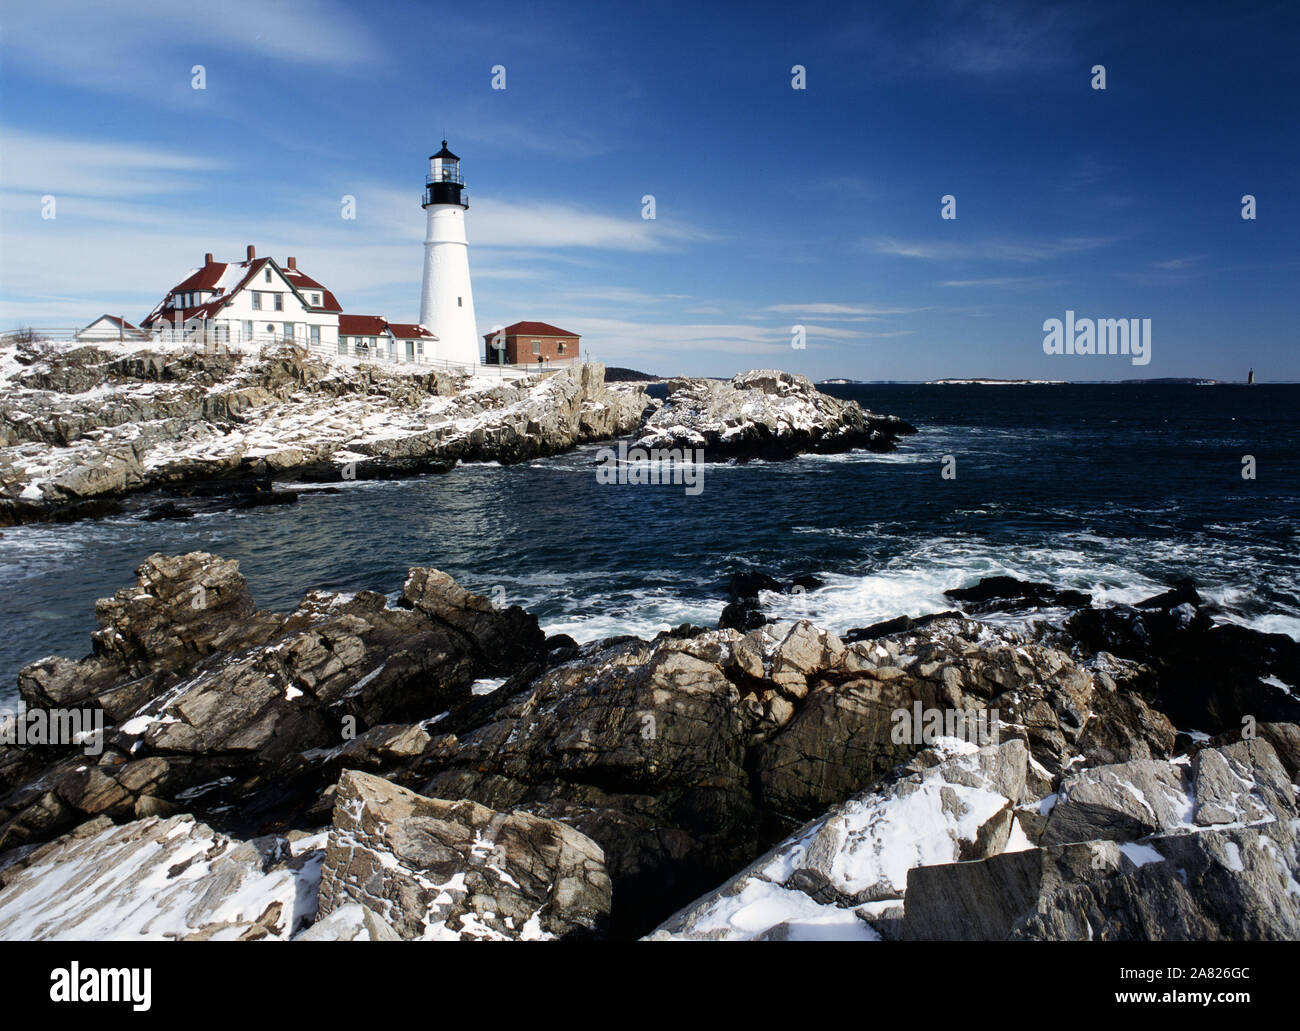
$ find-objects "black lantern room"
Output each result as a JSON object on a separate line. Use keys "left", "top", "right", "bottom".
{"left": 423, "top": 140, "right": 467, "bottom": 209}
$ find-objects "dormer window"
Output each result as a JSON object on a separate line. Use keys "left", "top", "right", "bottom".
{"left": 311, "top": 293, "right": 321, "bottom": 306}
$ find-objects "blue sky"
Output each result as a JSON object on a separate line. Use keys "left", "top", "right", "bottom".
{"left": 1, "top": 0, "right": 1297, "bottom": 379}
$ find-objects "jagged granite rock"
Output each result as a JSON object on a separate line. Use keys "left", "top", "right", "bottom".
{"left": 647, "top": 739, "right": 1030, "bottom": 940}
{"left": 316, "top": 771, "right": 611, "bottom": 940}
{"left": 402, "top": 567, "right": 545, "bottom": 674}
{"left": 905, "top": 827, "right": 1300, "bottom": 941}
{"left": 633, "top": 369, "right": 915, "bottom": 460}
{"left": 0, "top": 551, "right": 547, "bottom": 851}
{"left": 5, "top": 554, "right": 1286, "bottom": 941}
{"left": 0, "top": 340, "right": 650, "bottom": 525}
{"left": 1040, "top": 738, "right": 1294, "bottom": 847}
{"left": 756, "top": 615, "right": 1175, "bottom": 818}
{"left": 906, "top": 734, "right": 1300, "bottom": 940}
{"left": 1040, "top": 759, "right": 1193, "bottom": 845}
{"left": 0, "top": 814, "right": 323, "bottom": 941}
{"left": 295, "top": 903, "right": 402, "bottom": 941}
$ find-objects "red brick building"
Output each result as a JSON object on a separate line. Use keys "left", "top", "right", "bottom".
{"left": 483, "top": 321, "right": 580, "bottom": 365}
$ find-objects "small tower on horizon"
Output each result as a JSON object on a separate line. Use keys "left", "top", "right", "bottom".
{"left": 419, "top": 141, "right": 479, "bottom": 367}
{"left": 1248, "top": 367, "right": 1256, "bottom": 385}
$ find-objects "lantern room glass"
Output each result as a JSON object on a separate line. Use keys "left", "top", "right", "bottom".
{"left": 429, "top": 157, "right": 463, "bottom": 186}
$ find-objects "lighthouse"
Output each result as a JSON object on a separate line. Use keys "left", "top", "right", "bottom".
{"left": 419, "top": 141, "right": 479, "bottom": 367}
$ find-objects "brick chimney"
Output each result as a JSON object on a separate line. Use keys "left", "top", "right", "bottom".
{"left": 287, "top": 256, "right": 297, "bottom": 270}
{"left": 246, "top": 244, "right": 256, "bottom": 261}
{"left": 204, "top": 252, "right": 214, "bottom": 266}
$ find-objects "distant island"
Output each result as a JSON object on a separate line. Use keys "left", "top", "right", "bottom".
{"left": 926, "top": 378, "right": 1068, "bottom": 385}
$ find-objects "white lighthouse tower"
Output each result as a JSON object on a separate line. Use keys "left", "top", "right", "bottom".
{"left": 419, "top": 141, "right": 479, "bottom": 367}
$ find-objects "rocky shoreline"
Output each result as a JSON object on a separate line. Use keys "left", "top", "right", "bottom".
{"left": 1, "top": 554, "right": 1296, "bottom": 940}
{"left": 635, "top": 369, "right": 916, "bottom": 460}
{"left": 0, "top": 341, "right": 651, "bottom": 527}
{"left": 0, "top": 345, "right": 914, "bottom": 525}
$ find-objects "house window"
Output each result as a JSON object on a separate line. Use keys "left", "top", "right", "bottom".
{"left": 264, "top": 269, "right": 272, "bottom": 282}
{"left": 273, "top": 294, "right": 283, "bottom": 311}
{"left": 457, "top": 297, "right": 462, "bottom": 307}
{"left": 337, "top": 335, "right": 347, "bottom": 356}
{"left": 242, "top": 321, "right": 253, "bottom": 341}
{"left": 558, "top": 342, "right": 566, "bottom": 354}
{"left": 283, "top": 323, "right": 294, "bottom": 340}
{"left": 265, "top": 324, "right": 275, "bottom": 335}
{"left": 531, "top": 340, "right": 541, "bottom": 354}
{"left": 310, "top": 325, "right": 320, "bottom": 347}
{"left": 251, "top": 292, "right": 262, "bottom": 311}
{"left": 311, "top": 293, "right": 321, "bottom": 306}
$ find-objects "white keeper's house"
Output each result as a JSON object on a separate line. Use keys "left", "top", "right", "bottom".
{"left": 139, "top": 246, "right": 445, "bottom": 364}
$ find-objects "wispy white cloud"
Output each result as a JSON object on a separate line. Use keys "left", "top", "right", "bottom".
{"left": 3, "top": 0, "right": 384, "bottom": 100}
{"left": 342, "top": 186, "right": 708, "bottom": 253}
{"left": 940, "top": 275, "right": 1066, "bottom": 288}
{"left": 472, "top": 198, "right": 707, "bottom": 252}
{"left": 0, "top": 129, "right": 222, "bottom": 198}
{"left": 458, "top": 116, "right": 612, "bottom": 161}
{"left": 554, "top": 286, "right": 691, "bottom": 306}
{"left": 547, "top": 317, "right": 791, "bottom": 360}
{"left": 762, "top": 302, "right": 920, "bottom": 317}
{"left": 1116, "top": 255, "right": 1210, "bottom": 286}
{"left": 1151, "top": 255, "right": 1205, "bottom": 271}
{"left": 873, "top": 234, "right": 1121, "bottom": 264}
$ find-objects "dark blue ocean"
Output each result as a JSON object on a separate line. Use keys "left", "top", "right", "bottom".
{"left": 1, "top": 383, "right": 1297, "bottom": 708}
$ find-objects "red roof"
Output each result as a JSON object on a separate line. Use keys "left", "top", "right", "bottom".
{"left": 387, "top": 323, "right": 435, "bottom": 339}
{"left": 101, "top": 315, "right": 143, "bottom": 331}
{"left": 282, "top": 268, "right": 343, "bottom": 312}
{"left": 142, "top": 253, "right": 344, "bottom": 325}
{"left": 170, "top": 264, "right": 228, "bottom": 293}
{"left": 338, "top": 314, "right": 389, "bottom": 336}
{"left": 486, "top": 321, "right": 580, "bottom": 340}
{"left": 81, "top": 314, "right": 147, "bottom": 337}
{"left": 143, "top": 297, "right": 229, "bottom": 326}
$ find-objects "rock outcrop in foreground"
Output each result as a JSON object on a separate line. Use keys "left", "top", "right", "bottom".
{"left": 0, "top": 340, "right": 650, "bottom": 525}
{"left": 634, "top": 370, "right": 916, "bottom": 459}
{"left": 316, "top": 770, "right": 610, "bottom": 940}
{"left": 1, "top": 553, "right": 1296, "bottom": 940}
